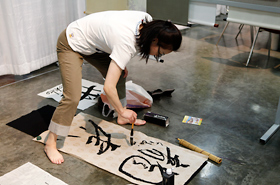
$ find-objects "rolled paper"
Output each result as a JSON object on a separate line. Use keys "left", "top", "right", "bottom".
{"left": 177, "top": 138, "right": 222, "bottom": 164}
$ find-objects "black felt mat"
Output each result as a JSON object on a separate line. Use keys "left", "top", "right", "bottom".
{"left": 6, "top": 105, "right": 55, "bottom": 137}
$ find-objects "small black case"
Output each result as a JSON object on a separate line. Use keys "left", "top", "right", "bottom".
{"left": 143, "top": 111, "right": 169, "bottom": 127}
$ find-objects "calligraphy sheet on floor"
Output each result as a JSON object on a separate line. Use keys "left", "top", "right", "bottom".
{"left": 34, "top": 113, "right": 208, "bottom": 185}
{"left": 0, "top": 162, "right": 67, "bottom": 185}
{"left": 38, "top": 79, "right": 103, "bottom": 110}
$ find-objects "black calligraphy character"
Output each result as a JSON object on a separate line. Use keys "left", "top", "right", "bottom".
{"left": 140, "top": 140, "right": 163, "bottom": 146}
{"left": 87, "top": 119, "right": 120, "bottom": 155}
{"left": 137, "top": 148, "right": 165, "bottom": 161}
{"left": 166, "top": 147, "right": 190, "bottom": 168}
{"left": 86, "top": 136, "right": 94, "bottom": 144}
{"left": 119, "top": 155, "right": 164, "bottom": 185}
{"left": 80, "top": 85, "right": 101, "bottom": 100}
{"left": 80, "top": 126, "right": 86, "bottom": 131}
{"left": 46, "top": 85, "right": 63, "bottom": 96}
{"left": 67, "top": 135, "right": 80, "bottom": 138}
{"left": 140, "top": 140, "right": 154, "bottom": 145}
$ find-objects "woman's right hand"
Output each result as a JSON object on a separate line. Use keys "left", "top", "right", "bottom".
{"left": 117, "top": 108, "right": 137, "bottom": 125}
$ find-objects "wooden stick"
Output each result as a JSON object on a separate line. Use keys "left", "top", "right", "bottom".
{"left": 177, "top": 138, "right": 222, "bottom": 164}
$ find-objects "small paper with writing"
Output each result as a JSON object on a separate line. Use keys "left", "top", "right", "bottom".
{"left": 182, "top": 116, "right": 203, "bottom": 125}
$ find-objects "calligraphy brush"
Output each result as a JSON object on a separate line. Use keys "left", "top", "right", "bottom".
{"left": 130, "top": 122, "right": 135, "bottom": 146}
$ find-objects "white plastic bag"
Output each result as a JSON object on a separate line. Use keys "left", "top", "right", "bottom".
{"left": 125, "top": 80, "right": 153, "bottom": 109}
{"left": 100, "top": 81, "right": 153, "bottom": 117}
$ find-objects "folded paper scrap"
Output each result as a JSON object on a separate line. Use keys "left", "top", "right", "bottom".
{"left": 0, "top": 162, "right": 67, "bottom": 185}
{"left": 182, "top": 116, "right": 203, "bottom": 125}
{"left": 34, "top": 113, "right": 208, "bottom": 185}
{"left": 38, "top": 79, "right": 104, "bottom": 110}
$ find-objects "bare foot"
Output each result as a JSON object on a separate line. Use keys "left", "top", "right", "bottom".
{"left": 44, "top": 132, "right": 64, "bottom": 164}
{"left": 134, "top": 119, "right": 146, "bottom": 125}
{"left": 117, "top": 117, "right": 146, "bottom": 126}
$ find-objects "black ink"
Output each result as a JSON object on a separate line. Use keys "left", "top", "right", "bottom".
{"left": 80, "top": 126, "right": 86, "bottom": 130}
{"left": 67, "top": 135, "right": 80, "bottom": 138}
{"left": 140, "top": 140, "right": 163, "bottom": 146}
{"left": 80, "top": 85, "right": 101, "bottom": 101}
{"left": 46, "top": 85, "right": 63, "bottom": 96}
{"left": 166, "top": 147, "right": 189, "bottom": 168}
{"left": 138, "top": 142, "right": 190, "bottom": 168}
{"left": 88, "top": 119, "right": 120, "bottom": 155}
{"left": 133, "top": 158, "right": 148, "bottom": 169}
{"left": 138, "top": 148, "right": 165, "bottom": 161}
{"left": 57, "top": 135, "right": 80, "bottom": 141}
{"left": 158, "top": 142, "right": 163, "bottom": 146}
{"left": 119, "top": 155, "right": 163, "bottom": 185}
{"left": 140, "top": 140, "right": 154, "bottom": 145}
{"left": 86, "top": 136, "right": 94, "bottom": 144}
{"left": 119, "top": 142, "right": 189, "bottom": 184}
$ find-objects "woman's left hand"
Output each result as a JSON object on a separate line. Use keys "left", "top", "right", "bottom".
{"left": 123, "top": 67, "right": 128, "bottom": 78}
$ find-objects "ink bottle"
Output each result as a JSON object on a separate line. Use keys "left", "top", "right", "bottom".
{"left": 162, "top": 168, "right": 174, "bottom": 185}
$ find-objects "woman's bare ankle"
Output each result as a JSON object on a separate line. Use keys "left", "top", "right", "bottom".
{"left": 46, "top": 131, "right": 58, "bottom": 146}
{"left": 44, "top": 132, "right": 64, "bottom": 164}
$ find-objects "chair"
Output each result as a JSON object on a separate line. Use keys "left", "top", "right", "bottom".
{"left": 246, "top": 27, "right": 280, "bottom": 67}
{"left": 216, "top": 18, "right": 246, "bottom": 46}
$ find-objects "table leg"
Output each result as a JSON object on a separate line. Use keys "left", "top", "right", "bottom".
{"left": 260, "top": 97, "right": 280, "bottom": 144}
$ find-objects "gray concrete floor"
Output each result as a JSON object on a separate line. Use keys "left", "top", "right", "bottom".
{"left": 1, "top": 16, "right": 280, "bottom": 185}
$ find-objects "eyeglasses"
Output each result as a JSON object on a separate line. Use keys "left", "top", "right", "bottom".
{"left": 154, "top": 46, "right": 165, "bottom": 63}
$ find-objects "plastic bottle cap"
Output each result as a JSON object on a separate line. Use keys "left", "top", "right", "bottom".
{"left": 166, "top": 168, "right": 172, "bottom": 175}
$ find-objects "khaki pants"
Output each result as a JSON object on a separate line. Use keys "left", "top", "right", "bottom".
{"left": 49, "top": 29, "right": 126, "bottom": 136}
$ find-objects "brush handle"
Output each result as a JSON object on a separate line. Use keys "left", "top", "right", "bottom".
{"left": 130, "top": 128, "right": 134, "bottom": 145}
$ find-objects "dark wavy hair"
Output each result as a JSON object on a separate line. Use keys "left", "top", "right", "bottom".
{"left": 136, "top": 19, "right": 182, "bottom": 62}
